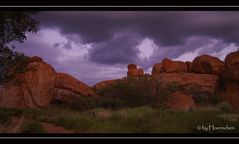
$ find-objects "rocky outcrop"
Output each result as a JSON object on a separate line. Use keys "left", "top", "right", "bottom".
{"left": 55, "top": 73, "right": 96, "bottom": 97}
{"left": 162, "top": 59, "right": 188, "bottom": 73}
{"left": 93, "top": 79, "right": 121, "bottom": 91}
{"left": 0, "top": 57, "right": 56, "bottom": 108}
{"left": 27, "top": 56, "right": 43, "bottom": 63}
{"left": 191, "top": 55, "right": 225, "bottom": 76}
{"left": 127, "top": 64, "right": 144, "bottom": 77}
{"left": 220, "top": 82, "right": 239, "bottom": 109}
{"left": 185, "top": 61, "right": 192, "bottom": 72}
{"left": 152, "top": 63, "right": 164, "bottom": 75}
{"left": 54, "top": 88, "right": 85, "bottom": 104}
{"left": 127, "top": 64, "right": 137, "bottom": 71}
{"left": 153, "top": 73, "right": 218, "bottom": 94}
{"left": 225, "top": 51, "right": 239, "bottom": 82}
{"left": 162, "top": 91, "right": 196, "bottom": 111}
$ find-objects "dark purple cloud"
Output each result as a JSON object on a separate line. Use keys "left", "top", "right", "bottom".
{"left": 89, "top": 31, "right": 142, "bottom": 65}
{"left": 14, "top": 11, "right": 239, "bottom": 85}
{"left": 36, "top": 11, "right": 239, "bottom": 65}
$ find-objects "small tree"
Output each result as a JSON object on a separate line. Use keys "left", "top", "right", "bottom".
{"left": 0, "top": 11, "right": 39, "bottom": 85}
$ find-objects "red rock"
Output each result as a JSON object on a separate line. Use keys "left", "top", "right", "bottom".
{"left": 55, "top": 73, "right": 96, "bottom": 97}
{"left": 0, "top": 84, "right": 35, "bottom": 108}
{"left": 162, "top": 58, "right": 188, "bottom": 73}
{"left": 27, "top": 56, "right": 43, "bottom": 63}
{"left": 127, "top": 69, "right": 144, "bottom": 77}
{"left": 54, "top": 88, "right": 87, "bottom": 104}
{"left": 185, "top": 61, "right": 192, "bottom": 72}
{"left": 127, "top": 64, "right": 144, "bottom": 78}
{"left": 162, "top": 91, "right": 196, "bottom": 111}
{"left": 225, "top": 51, "right": 239, "bottom": 82}
{"left": 152, "top": 63, "right": 164, "bottom": 75}
{"left": 191, "top": 55, "right": 225, "bottom": 75}
{"left": 153, "top": 73, "right": 218, "bottom": 94}
{"left": 220, "top": 82, "right": 239, "bottom": 109}
{"left": 127, "top": 64, "right": 137, "bottom": 71}
{"left": 0, "top": 58, "right": 56, "bottom": 108}
{"left": 93, "top": 79, "right": 121, "bottom": 91}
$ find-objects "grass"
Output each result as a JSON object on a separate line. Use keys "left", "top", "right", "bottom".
{"left": 1, "top": 106, "right": 239, "bottom": 133}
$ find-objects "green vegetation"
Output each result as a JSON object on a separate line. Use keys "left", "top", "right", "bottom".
{"left": 19, "top": 121, "right": 45, "bottom": 133}
{"left": 1, "top": 106, "right": 239, "bottom": 133}
{"left": 96, "top": 77, "right": 157, "bottom": 108}
{"left": 218, "top": 102, "right": 233, "bottom": 113}
{"left": 0, "top": 11, "right": 39, "bottom": 84}
{"left": 0, "top": 109, "right": 10, "bottom": 124}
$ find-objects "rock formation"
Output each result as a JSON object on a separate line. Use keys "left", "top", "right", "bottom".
{"left": 191, "top": 55, "right": 225, "bottom": 76}
{"left": 162, "top": 91, "right": 196, "bottom": 111}
{"left": 225, "top": 51, "right": 239, "bottom": 82}
{"left": 162, "top": 58, "right": 188, "bottom": 73}
{"left": 153, "top": 73, "right": 218, "bottom": 94}
{"left": 127, "top": 64, "right": 144, "bottom": 77}
{"left": 152, "top": 63, "right": 164, "bottom": 75}
{"left": 55, "top": 73, "right": 95, "bottom": 97}
{"left": 0, "top": 56, "right": 56, "bottom": 108}
{"left": 93, "top": 79, "right": 121, "bottom": 91}
{"left": 0, "top": 56, "right": 96, "bottom": 108}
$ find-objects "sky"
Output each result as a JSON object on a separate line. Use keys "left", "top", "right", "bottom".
{"left": 15, "top": 11, "right": 239, "bottom": 86}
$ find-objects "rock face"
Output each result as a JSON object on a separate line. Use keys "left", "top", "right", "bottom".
{"left": 152, "top": 63, "right": 164, "bottom": 75}
{"left": 191, "top": 55, "right": 225, "bottom": 75}
{"left": 127, "top": 64, "right": 144, "bottom": 77}
{"left": 162, "top": 91, "right": 196, "bottom": 111}
{"left": 27, "top": 56, "right": 43, "bottom": 63}
{"left": 54, "top": 88, "right": 84, "bottom": 104}
{"left": 220, "top": 82, "right": 239, "bottom": 109}
{"left": 185, "top": 61, "right": 192, "bottom": 72}
{"left": 55, "top": 73, "right": 96, "bottom": 97}
{"left": 127, "top": 64, "right": 137, "bottom": 71}
{"left": 225, "top": 51, "right": 239, "bottom": 82}
{"left": 0, "top": 84, "right": 35, "bottom": 108}
{"left": 0, "top": 57, "right": 56, "bottom": 108}
{"left": 162, "top": 59, "right": 188, "bottom": 73}
{"left": 93, "top": 79, "right": 121, "bottom": 91}
{"left": 153, "top": 73, "right": 218, "bottom": 94}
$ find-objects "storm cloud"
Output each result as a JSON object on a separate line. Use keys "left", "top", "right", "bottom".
{"left": 15, "top": 11, "right": 239, "bottom": 85}
{"left": 36, "top": 11, "right": 239, "bottom": 64}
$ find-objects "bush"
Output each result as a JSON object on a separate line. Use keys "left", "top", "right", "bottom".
{"left": 96, "top": 77, "right": 158, "bottom": 108}
{"left": 218, "top": 102, "right": 233, "bottom": 113}
{"left": 0, "top": 109, "right": 10, "bottom": 124}
{"left": 20, "top": 121, "right": 45, "bottom": 133}
{"left": 0, "top": 46, "right": 28, "bottom": 85}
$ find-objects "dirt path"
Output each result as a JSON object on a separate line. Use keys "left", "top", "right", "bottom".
{"left": 41, "top": 122, "right": 74, "bottom": 133}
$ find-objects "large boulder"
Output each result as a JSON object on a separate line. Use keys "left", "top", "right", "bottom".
{"left": 162, "top": 58, "right": 188, "bottom": 73}
{"left": 0, "top": 84, "right": 35, "bottom": 108}
{"left": 55, "top": 73, "right": 96, "bottom": 97}
{"left": 152, "top": 63, "right": 164, "bottom": 75}
{"left": 162, "top": 91, "right": 196, "bottom": 111}
{"left": 127, "top": 64, "right": 137, "bottom": 71}
{"left": 220, "top": 82, "right": 239, "bottom": 109}
{"left": 127, "top": 64, "right": 144, "bottom": 77}
{"left": 93, "top": 79, "right": 121, "bottom": 91}
{"left": 225, "top": 51, "right": 239, "bottom": 82}
{"left": 153, "top": 73, "right": 218, "bottom": 94}
{"left": 54, "top": 88, "right": 87, "bottom": 104}
{"left": 185, "top": 61, "right": 193, "bottom": 72}
{"left": 0, "top": 57, "right": 56, "bottom": 108}
{"left": 191, "top": 55, "right": 225, "bottom": 75}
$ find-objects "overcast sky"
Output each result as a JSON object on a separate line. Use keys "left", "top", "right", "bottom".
{"left": 15, "top": 11, "right": 239, "bottom": 86}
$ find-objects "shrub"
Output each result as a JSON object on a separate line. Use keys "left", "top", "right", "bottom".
{"left": 218, "top": 102, "right": 233, "bottom": 113}
{"left": 20, "top": 121, "right": 45, "bottom": 133}
{"left": 96, "top": 77, "right": 158, "bottom": 108}
{"left": 0, "top": 109, "right": 10, "bottom": 124}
